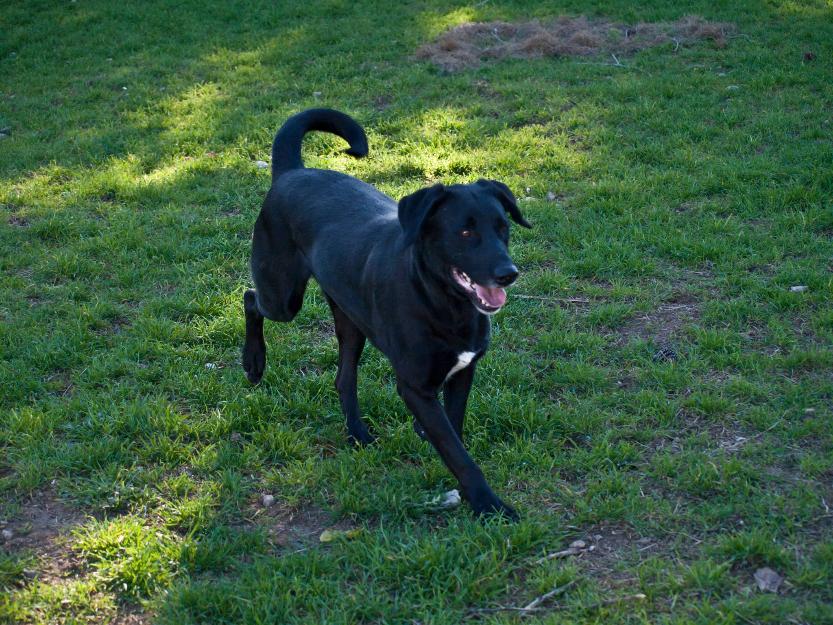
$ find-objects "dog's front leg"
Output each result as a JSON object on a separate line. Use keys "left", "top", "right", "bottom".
{"left": 413, "top": 362, "right": 475, "bottom": 443}
{"left": 443, "top": 364, "right": 475, "bottom": 443}
{"left": 398, "top": 382, "right": 517, "bottom": 519}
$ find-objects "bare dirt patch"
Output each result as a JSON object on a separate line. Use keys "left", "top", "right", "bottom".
{"left": 1, "top": 491, "right": 155, "bottom": 623}
{"left": 249, "top": 501, "right": 356, "bottom": 551}
{"left": 45, "top": 369, "right": 75, "bottom": 397}
{"left": 417, "top": 15, "right": 734, "bottom": 72}
{"left": 0, "top": 490, "right": 85, "bottom": 583}
{"left": 373, "top": 94, "right": 392, "bottom": 111}
{"left": 614, "top": 294, "right": 700, "bottom": 357}
{"left": 315, "top": 318, "right": 336, "bottom": 339}
{"left": 93, "top": 316, "right": 131, "bottom": 336}
{"left": 582, "top": 526, "right": 656, "bottom": 581}
{"left": 649, "top": 409, "right": 770, "bottom": 461}
{"left": 7, "top": 214, "right": 30, "bottom": 227}
{"left": 540, "top": 524, "right": 685, "bottom": 587}
{"left": 111, "top": 606, "right": 152, "bottom": 625}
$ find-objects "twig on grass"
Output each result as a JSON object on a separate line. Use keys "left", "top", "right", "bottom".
{"left": 468, "top": 606, "right": 546, "bottom": 615}
{"left": 534, "top": 545, "right": 585, "bottom": 564}
{"left": 514, "top": 294, "right": 592, "bottom": 304}
{"left": 570, "top": 59, "right": 651, "bottom": 75}
{"left": 710, "top": 416, "right": 783, "bottom": 455}
{"left": 467, "top": 581, "right": 576, "bottom": 617}
{"left": 535, "top": 540, "right": 592, "bottom": 564}
{"left": 522, "top": 580, "right": 577, "bottom": 610}
{"left": 656, "top": 303, "right": 697, "bottom": 312}
{"left": 467, "top": 585, "right": 648, "bottom": 618}
{"left": 586, "top": 593, "right": 647, "bottom": 609}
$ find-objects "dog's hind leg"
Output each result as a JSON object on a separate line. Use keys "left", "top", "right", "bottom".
{"left": 249, "top": 212, "right": 310, "bottom": 323}
{"left": 243, "top": 212, "right": 311, "bottom": 384}
{"left": 242, "top": 289, "right": 267, "bottom": 384}
{"left": 326, "top": 295, "right": 375, "bottom": 446}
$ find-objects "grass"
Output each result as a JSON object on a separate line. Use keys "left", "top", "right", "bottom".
{"left": 1, "top": 0, "right": 832, "bottom": 623}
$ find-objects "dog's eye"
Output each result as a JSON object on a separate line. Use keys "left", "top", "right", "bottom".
{"left": 460, "top": 229, "right": 475, "bottom": 238}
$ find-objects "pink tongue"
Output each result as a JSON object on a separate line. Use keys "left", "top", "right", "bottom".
{"left": 474, "top": 284, "right": 507, "bottom": 308}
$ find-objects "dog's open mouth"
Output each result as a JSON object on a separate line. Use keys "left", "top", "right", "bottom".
{"left": 452, "top": 268, "right": 507, "bottom": 314}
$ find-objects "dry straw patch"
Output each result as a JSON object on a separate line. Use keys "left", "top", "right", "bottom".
{"left": 417, "top": 15, "right": 735, "bottom": 71}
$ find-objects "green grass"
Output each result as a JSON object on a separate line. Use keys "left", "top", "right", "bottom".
{"left": 1, "top": 0, "right": 832, "bottom": 623}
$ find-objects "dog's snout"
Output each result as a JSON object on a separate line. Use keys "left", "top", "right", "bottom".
{"left": 494, "top": 265, "right": 519, "bottom": 287}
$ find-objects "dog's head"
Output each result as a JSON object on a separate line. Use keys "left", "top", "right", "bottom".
{"left": 398, "top": 179, "right": 531, "bottom": 315}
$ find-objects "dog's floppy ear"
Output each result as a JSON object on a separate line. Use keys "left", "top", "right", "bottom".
{"left": 476, "top": 179, "right": 532, "bottom": 228}
{"left": 398, "top": 183, "right": 447, "bottom": 246}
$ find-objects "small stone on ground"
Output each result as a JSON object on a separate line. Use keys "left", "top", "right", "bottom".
{"left": 754, "top": 567, "right": 783, "bottom": 593}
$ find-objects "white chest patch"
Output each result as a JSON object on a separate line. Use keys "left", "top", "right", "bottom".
{"left": 445, "top": 351, "right": 476, "bottom": 382}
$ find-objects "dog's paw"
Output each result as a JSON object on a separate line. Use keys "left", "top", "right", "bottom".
{"left": 242, "top": 340, "right": 266, "bottom": 384}
{"left": 347, "top": 431, "right": 377, "bottom": 447}
{"left": 347, "top": 421, "right": 377, "bottom": 447}
{"left": 474, "top": 499, "right": 518, "bottom": 522}
{"left": 465, "top": 490, "right": 519, "bottom": 521}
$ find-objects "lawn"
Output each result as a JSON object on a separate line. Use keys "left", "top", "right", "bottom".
{"left": 1, "top": 0, "right": 832, "bottom": 623}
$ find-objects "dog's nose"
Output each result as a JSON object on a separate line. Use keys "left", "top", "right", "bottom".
{"left": 494, "top": 265, "right": 519, "bottom": 287}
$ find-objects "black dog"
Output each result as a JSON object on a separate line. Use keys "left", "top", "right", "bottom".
{"left": 242, "top": 109, "right": 530, "bottom": 518}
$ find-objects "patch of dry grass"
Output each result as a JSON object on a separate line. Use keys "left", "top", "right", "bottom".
{"left": 417, "top": 15, "right": 735, "bottom": 71}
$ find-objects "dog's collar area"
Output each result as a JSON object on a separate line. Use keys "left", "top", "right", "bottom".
{"left": 451, "top": 267, "right": 506, "bottom": 314}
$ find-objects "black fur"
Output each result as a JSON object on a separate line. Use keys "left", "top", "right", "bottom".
{"left": 243, "top": 109, "right": 531, "bottom": 518}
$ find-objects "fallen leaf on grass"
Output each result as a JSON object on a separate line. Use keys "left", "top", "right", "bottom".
{"left": 319, "top": 528, "right": 362, "bottom": 543}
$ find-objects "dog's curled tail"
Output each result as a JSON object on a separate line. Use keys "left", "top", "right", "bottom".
{"left": 270, "top": 108, "right": 368, "bottom": 179}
